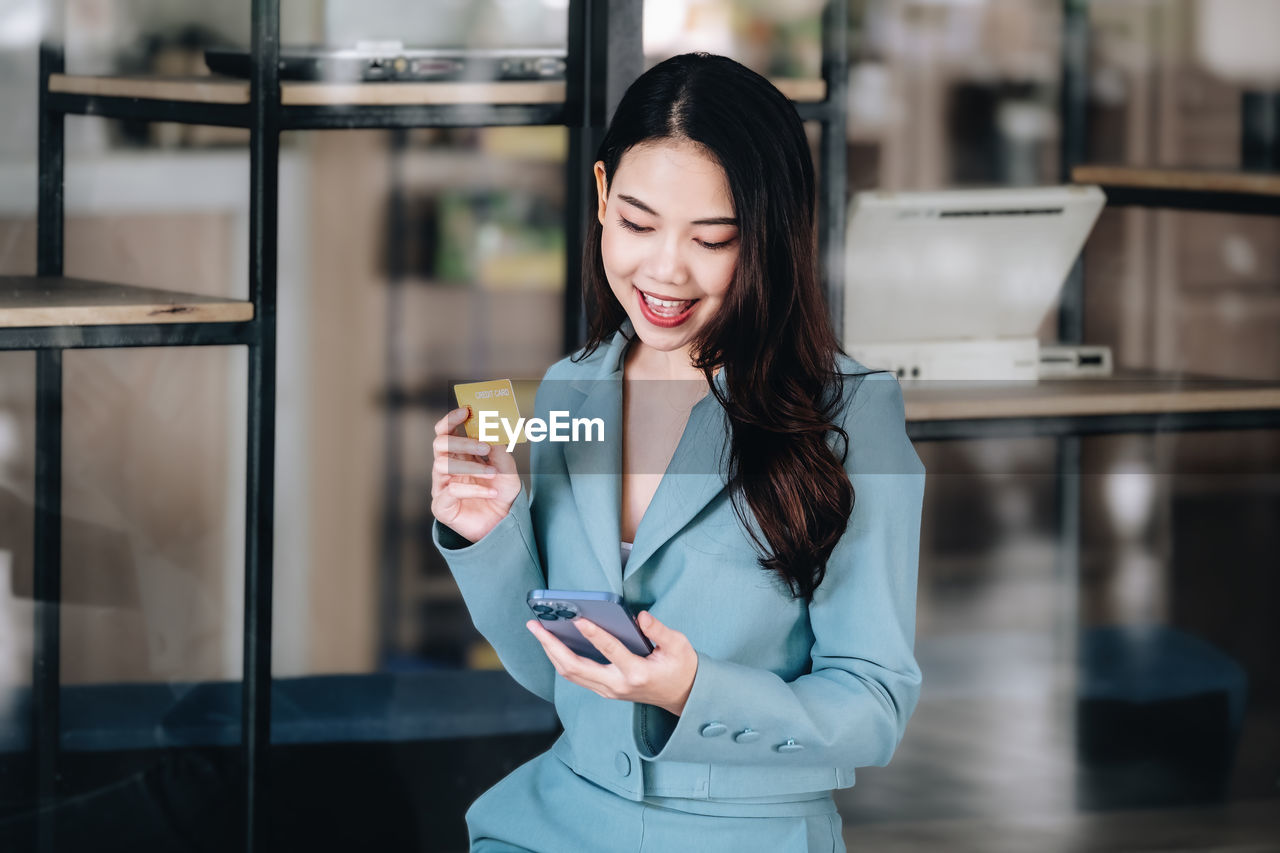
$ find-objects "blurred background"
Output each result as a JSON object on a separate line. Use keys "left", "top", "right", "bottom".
{"left": 0, "top": 0, "right": 1278, "bottom": 850}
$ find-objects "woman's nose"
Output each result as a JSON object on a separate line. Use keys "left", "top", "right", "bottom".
{"left": 645, "top": 236, "right": 689, "bottom": 286}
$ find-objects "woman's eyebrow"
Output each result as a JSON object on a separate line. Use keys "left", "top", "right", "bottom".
{"left": 616, "top": 193, "right": 737, "bottom": 226}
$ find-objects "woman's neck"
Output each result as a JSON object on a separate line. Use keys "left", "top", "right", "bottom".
{"left": 624, "top": 339, "right": 721, "bottom": 383}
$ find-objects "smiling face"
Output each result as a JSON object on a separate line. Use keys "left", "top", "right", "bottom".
{"left": 594, "top": 139, "right": 740, "bottom": 372}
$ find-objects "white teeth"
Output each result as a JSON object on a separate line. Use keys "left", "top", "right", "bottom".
{"left": 642, "top": 292, "right": 693, "bottom": 313}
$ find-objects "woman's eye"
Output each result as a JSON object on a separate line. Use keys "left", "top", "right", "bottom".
{"left": 617, "top": 216, "right": 651, "bottom": 233}
{"left": 699, "top": 238, "right": 735, "bottom": 251}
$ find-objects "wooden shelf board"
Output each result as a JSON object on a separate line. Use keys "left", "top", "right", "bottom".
{"left": 49, "top": 74, "right": 250, "bottom": 104}
{"left": 902, "top": 373, "right": 1280, "bottom": 422}
{"left": 49, "top": 74, "right": 828, "bottom": 108}
{"left": 49, "top": 74, "right": 565, "bottom": 107}
{"left": 1073, "top": 165, "right": 1280, "bottom": 197}
{"left": 0, "top": 277, "right": 253, "bottom": 328}
{"left": 281, "top": 80, "right": 565, "bottom": 106}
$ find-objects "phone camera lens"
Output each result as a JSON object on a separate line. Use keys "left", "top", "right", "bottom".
{"left": 532, "top": 605, "right": 552, "bottom": 614}
{"left": 537, "top": 612, "right": 559, "bottom": 621}
{"left": 555, "top": 609, "right": 576, "bottom": 619}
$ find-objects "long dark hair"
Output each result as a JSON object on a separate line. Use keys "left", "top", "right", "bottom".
{"left": 574, "top": 53, "right": 854, "bottom": 603}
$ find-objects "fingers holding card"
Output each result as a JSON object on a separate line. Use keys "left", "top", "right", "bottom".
{"left": 430, "top": 380, "right": 528, "bottom": 543}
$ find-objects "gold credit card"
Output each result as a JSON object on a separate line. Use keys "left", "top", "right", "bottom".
{"left": 453, "top": 378, "right": 525, "bottom": 444}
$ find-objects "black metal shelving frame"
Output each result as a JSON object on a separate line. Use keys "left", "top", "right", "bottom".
{"left": 23, "top": 1, "right": 853, "bottom": 850}
{"left": 1048, "top": 0, "right": 1280, "bottom": 665}
{"left": 23, "top": 4, "right": 280, "bottom": 851}
{"left": 908, "top": 407, "right": 1280, "bottom": 443}
{"left": 1056, "top": 3, "right": 1280, "bottom": 344}
{"left": 1091, "top": 185, "right": 1280, "bottom": 216}
{"left": 0, "top": 323, "right": 257, "bottom": 350}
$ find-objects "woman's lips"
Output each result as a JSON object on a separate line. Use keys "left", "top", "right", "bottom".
{"left": 635, "top": 286, "right": 699, "bottom": 328}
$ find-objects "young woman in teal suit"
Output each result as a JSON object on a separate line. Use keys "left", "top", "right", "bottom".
{"left": 431, "top": 53, "right": 925, "bottom": 852}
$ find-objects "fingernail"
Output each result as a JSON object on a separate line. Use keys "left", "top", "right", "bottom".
{"left": 478, "top": 443, "right": 490, "bottom": 453}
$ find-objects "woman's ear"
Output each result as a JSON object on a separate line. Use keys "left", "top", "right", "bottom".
{"left": 594, "top": 161, "right": 608, "bottom": 226}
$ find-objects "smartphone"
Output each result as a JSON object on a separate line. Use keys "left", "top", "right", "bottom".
{"left": 527, "top": 590, "right": 654, "bottom": 664}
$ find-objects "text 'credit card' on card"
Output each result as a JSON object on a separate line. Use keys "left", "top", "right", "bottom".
{"left": 453, "top": 379, "right": 526, "bottom": 444}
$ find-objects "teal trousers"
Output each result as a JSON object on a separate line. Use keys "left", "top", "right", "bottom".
{"left": 466, "top": 751, "right": 846, "bottom": 852}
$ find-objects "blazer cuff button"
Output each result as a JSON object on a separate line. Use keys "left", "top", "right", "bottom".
{"left": 733, "top": 728, "right": 760, "bottom": 744}
{"left": 699, "top": 722, "right": 728, "bottom": 737}
{"left": 775, "top": 738, "right": 804, "bottom": 753}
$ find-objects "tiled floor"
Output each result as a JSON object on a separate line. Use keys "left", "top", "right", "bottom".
{"left": 832, "top": 632, "right": 1280, "bottom": 852}
{"left": 841, "top": 799, "right": 1280, "bottom": 853}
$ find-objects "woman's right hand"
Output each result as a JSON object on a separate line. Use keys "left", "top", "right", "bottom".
{"left": 431, "top": 406, "right": 522, "bottom": 544}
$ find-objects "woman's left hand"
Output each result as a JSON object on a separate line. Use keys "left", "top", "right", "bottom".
{"left": 526, "top": 611, "right": 698, "bottom": 717}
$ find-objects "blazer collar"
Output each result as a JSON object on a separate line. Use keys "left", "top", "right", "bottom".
{"left": 561, "top": 319, "right": 732, "bottom": 591}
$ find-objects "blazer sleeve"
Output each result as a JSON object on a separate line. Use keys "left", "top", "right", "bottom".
{"left": 430, "top": 375, "right": 564, "bottom": 704}
{"left": 633, "top": 372, "right": 925, "bottom": 768}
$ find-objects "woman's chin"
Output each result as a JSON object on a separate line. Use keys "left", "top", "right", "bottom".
{"left": 630, "top": 321, "right": 693, "bottom": 350}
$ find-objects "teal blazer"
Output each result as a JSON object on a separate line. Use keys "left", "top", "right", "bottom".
{"left": 433, "top": 319, "right": 925, "bottom": 805}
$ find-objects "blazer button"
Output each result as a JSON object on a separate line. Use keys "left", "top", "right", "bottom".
{"left": 699, "top": 722, "right": 728, "bottom": 738}
{"left": 614, "top": 751, "right": 632, "bottom": 777}
{"left": 733, "top": 728, "right": 760, "bottom": 744}
{"left": 775, "top": 738, "right": 804, "bottom": 754}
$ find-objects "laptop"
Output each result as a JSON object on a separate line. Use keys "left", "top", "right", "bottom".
{"left": 842, "top": 185, "right": 1106, "bottom": 380}
{"left": 204, "top": 42, "right": 567, "bottom": 83}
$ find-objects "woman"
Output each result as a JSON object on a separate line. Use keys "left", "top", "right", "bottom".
{"left": 431, "top": 53, "right": 924, "bottom": 853}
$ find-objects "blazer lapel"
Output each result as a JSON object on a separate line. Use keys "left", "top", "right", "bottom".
{"left": 560, "top": 319, "right": 735, "bottom": 590}
{"left": 562, "top": 328, "right": 629, "bottom": 595}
